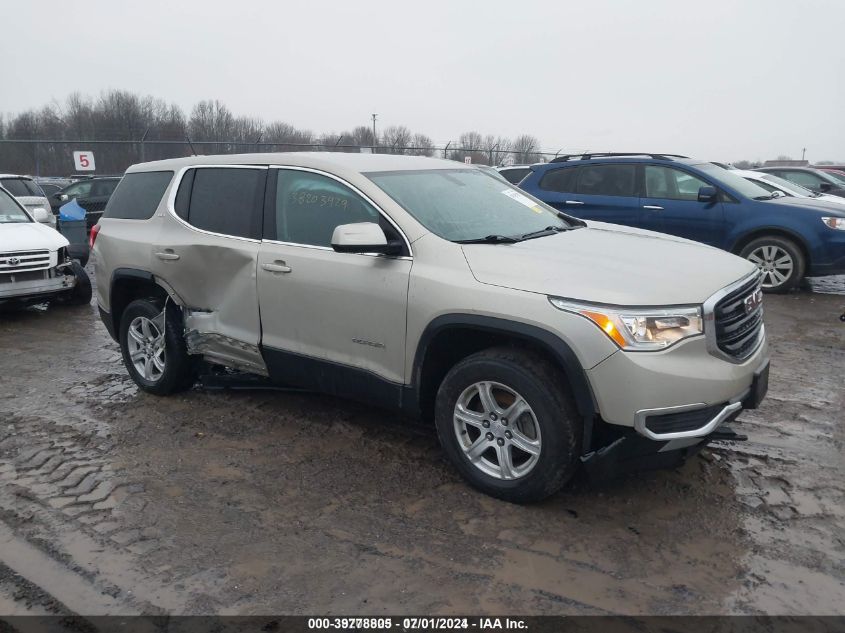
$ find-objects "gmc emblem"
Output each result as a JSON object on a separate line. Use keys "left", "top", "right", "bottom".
{"left": 744, "top": 289, "right": 763, "bottom": 314}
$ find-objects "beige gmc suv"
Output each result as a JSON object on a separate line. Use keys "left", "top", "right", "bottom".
{"left": 93, "top": 153, "right": 769, "bottom": 502}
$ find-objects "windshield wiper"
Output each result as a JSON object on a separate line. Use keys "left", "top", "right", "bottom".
{"left": 520, "top": 225, "right": 568, "bottom": 241}
{"left": 753, "top": 195, "right": 776, "bottom": 200}
{"left": 455, "top": 234, "right": 521, "bottom": 244}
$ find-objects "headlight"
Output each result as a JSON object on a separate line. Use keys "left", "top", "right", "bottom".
{"left": 549, "top": 297, "right": 703, "bottom": 351}
{"left": 822, "top": 217, "right": 845, "bottom": 230}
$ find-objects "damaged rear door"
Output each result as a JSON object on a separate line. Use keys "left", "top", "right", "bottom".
{"left": 151, "top": 165, "right": 268, "bottom": 375}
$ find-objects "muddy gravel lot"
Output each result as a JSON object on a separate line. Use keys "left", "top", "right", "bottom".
{"left": 0, "top": 270, "right": 843, "bottom": 616}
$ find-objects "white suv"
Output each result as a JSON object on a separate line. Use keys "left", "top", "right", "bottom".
{"left": 93, "top": 153, "right": 769, "bottom": 502}
{"left": 0, "top": 186, "right": 91, "bottom": 308}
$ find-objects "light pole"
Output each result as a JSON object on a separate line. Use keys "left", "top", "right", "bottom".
{"left": 371, "top": 114, "right": 378, "bottom": 152}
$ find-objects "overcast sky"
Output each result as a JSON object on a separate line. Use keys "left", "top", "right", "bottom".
{"left": 4, "top": 0, "right": 844, "bottom": 161}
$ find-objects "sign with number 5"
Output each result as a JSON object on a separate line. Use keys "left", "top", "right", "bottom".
{"left": 73, "top": 151, "right": 96, "bottom": 171}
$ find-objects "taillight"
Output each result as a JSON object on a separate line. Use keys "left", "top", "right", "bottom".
{"left": 89, "top": 224, "right": 101, "bottom": 249}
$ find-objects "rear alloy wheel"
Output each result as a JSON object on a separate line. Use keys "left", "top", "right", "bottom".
{"left": 119, "top": 299, "right": 196, "bottom": 395}
{"left": 126, "top": 314, "right": 166, "bottom": 382}
{"left": 740, "top": 236, "right": 805, "bottom": 293}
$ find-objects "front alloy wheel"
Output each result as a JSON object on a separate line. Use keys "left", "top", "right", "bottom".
{"left": 435, "top": 347, "right": 581, "bottom": 503}
{"left": 453, "top": 381, "right": 541, "bottom": 480}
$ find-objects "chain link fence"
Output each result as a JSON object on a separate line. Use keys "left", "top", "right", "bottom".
{"left": 0, "top": 139, "right": 557, "bottom": 178}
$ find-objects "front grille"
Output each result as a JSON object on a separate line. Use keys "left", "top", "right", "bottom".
{"left": 645, "top": 403, "right": 726, "bottom": 434}
{"left": 714, "top": 275, "right": 764, "bottom": 361}
{"left": 0, "top": 250, "right": 51, "bottom": 274}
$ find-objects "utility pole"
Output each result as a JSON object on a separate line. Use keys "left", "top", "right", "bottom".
{"left": 371, "top": 114, "right": 378, "bottom": 152}
{"left": 802, "top": 147, "right": 806, "bottom": 161}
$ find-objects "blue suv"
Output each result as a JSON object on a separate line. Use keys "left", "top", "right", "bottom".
{"left": 519, "top": 153, "right": 845, "bottom": 292}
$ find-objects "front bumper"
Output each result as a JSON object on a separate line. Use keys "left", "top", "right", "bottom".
{"left": 585, "top": 331, "right": 769, "bottom": 438}
{"left": 0, "top": 273, "right": 76, "bottom": 303}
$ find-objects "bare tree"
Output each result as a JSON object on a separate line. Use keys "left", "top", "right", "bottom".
{"left": 409, "top": 133, "right": 434, "bottom": 156}
{"left": 349, "top": 125, "right": 376, "bottom": 149}
{"left": 189, "top": 100, "right": 235, "bottom": 153}
{"left": 264, "top": 122, "right": 313, "bottom": 150}
{"left": 382, "top": 125, "right": 413, "bottom": 154}
{"left": 511, "top": 134, "right": 542, "bottom": 164}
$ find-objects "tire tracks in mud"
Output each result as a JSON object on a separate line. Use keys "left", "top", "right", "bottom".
{"left": 0, "top": 412, "right": 190, "bottom": 615}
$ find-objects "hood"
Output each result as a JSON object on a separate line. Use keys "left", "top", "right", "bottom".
{"left": 765, "top": 196, "right": 845, "bottom": 215}
{"left": 0, "top": 221, "right": 68, "bottom": 252}
{"left": 461, "top": 221, "right": 756, "bottom": 306}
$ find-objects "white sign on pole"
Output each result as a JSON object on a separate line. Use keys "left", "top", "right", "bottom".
{"left": 464, "top": 156, "right": 472, "bottom": 164}
{"left": 73, "top": 151, "right": 96, "bottom": 171}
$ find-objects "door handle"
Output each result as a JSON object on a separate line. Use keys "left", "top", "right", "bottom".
{"left": 643, "top": 205, "right": 664, "bottom": 210}
{"left": 262, "top": 261, "right": 292, "bottom": 274}
{"left": 564, "top": 200, "right": 584, "bottom": 205}
{"left": 155, "top": 251, "right": 180, "bottom": 261}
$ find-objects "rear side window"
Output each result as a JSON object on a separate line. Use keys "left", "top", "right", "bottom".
{"left": 539, "top": 167, "right": 578, "bottom": 193}
{"left": 577, "top": 164, "right": 637, "bottom": 197}
{"left": 182, "top": 168, "right": 264, "bottom": 239}
{"left": 102, "top": 171, "right": 173, "bottom": 220}
{"left": 500, "top": 167, "right": 531, "bottom": 185}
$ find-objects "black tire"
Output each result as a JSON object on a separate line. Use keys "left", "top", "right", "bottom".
{"left": 119, "top": 298, "right": 196, "bottom": 395}
{"left": 434, "top": 347, "right": 581, "bottom": 503}
{"left": 739, "top": 235, "right": 805, "bottom": 294}
{"left": 60, "top": 261, "right": 93, "bottom": 306}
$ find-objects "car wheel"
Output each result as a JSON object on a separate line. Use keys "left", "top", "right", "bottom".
{"left": 740, "top": 236, "right": 805, "bottom": 293}
{"left": 434, "top": 347, "right": 581, "bottom": 503}
{"left": 60, "top": 261, "right": 93, "bottom": 306}
{"left": 119, "top": 299, "right": 196, "bottom": 395}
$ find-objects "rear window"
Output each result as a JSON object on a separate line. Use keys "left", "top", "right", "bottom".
{"left": 102, "top": 171, "right": 173, "bottom": 220}
{"left": 0, "top": 177, "right": 43, "bottom": 197}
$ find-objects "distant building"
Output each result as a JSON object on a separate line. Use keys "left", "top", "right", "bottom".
{"left": 763, "top": 159, "right": 809, "bottom": 167}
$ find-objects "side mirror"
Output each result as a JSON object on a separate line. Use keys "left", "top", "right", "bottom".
{"left": 819, "top": 182, "right": 833, "bottom": 192}
{"left": 56, "top": 193, "right": 69, "bottom": 202}
{"left": 698, "top": 185, "right": 718, "bottom": 203}
{"left": 31, "top": 207, "right": 52, "bottom": 223}
{"left": 331, "top": 222, "right": 402, "bottom": 255}
{"left": 770, "top": 189, "right": 786, "bottom": 198}
{"left": 698, "top": 185, "right": 718, "bottom": 202}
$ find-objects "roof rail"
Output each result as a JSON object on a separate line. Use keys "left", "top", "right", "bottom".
{"left": 550, "top": 152, "right": 688, "bottom": 163}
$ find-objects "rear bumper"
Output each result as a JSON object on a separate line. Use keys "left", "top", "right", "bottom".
{"left": 0, "top": 274, "right": 75, "bottom": 303}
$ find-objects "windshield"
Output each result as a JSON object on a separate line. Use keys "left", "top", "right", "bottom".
{"left": 696, "top": 163, "right": 772, "bottom": 199}
{"left": 367, "top": 169, "right": 571, "bottom": 242}
{"left": 0, "top": 189, "right": 32, "bottom": 223}
{"left": 758, "top": 173, "right": 816, "bottom": 197}
{"left": 0, "top": 177, "right": 43, "bottom": 197}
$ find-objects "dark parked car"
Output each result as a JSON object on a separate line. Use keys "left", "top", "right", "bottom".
{"left": 518, "top": 153, "right": 845, "bottom": 292}
{"left": 49, "top": 177, "right": 122, "bottom": 229}
{"left": 497, "top": 165, "right": 533, "bottom": 185}
{"left": 754, "top": 167, "right": 845, "bottom": 198}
